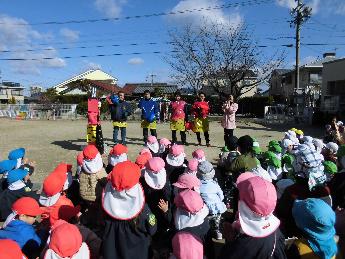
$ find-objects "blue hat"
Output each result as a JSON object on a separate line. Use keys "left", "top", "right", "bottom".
{"left": 0, "top": 160, "right": 17, "bottom": 174}
{"left": 7, "top": 169, "right": 28, "bottom": 184}
{"left": 8, "top": 148, "right": 25, "bottom": 160}
{"left": 292, "top": 198, "right": 337, "bottom": 259}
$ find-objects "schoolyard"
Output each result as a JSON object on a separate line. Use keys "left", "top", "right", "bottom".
{"left": 0, "top": 118, "right": 323, "bottom": 183}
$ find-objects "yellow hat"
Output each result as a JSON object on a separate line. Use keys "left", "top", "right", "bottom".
{"left": 296, "top": 129, "right": 304, "bottom": 135}
{"left": 290, "top": 128, "right": 297, "bottom": 132}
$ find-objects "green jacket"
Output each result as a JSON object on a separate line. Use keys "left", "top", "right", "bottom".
{"left": 229, "top": 153, "right": 258, "bottom": 180}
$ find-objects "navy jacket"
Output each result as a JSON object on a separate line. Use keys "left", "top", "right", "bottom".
{"left": 110, "top": 100, "right": 132, "bottom": 122}
{"left": 138, "top": 98, "right": 159, "bottom": 121}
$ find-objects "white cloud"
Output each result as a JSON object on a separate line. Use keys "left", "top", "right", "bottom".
{"left": 128, "top": 57, "right": 144, "bottom": 65}
{"left": 0, "top": 14, "right": 66, "bottom": 75}
{"left": 60, "top": 28, "right": 80, "bottom": 42}
{"left": 94, "top": 0, "right": 127, "bottom": 18}
{"left": 287, "top": 55, "right": 317, "bottom": 68}
{"left": 276, "top": 0, "right": 320, "bottom": 14}
{"left": 169, "top": 0, "right": 242, "bottom": 29}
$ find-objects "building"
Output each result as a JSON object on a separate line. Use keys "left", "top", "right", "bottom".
{"left": 269, "top": 69, "right": 292, "bottom": 101}
{"left": 122, "top": 83, "right": 178, "bottom": 97}
{"left": 0, "top": 82, "right": 25, "bottom": 104}
{"left": 53, "top": 69, "right": 117, "bottom": 95}
{"left": 270, "top": 53, "right": 336, "bottom": 106}
{"left": 321, "top": 57, "right": 345, "bottom": 114}
{"left": 201, "top": 70, "right": 258, "bottom": 98}
{"left": 29, "top": 86, "right": 44, "bottom": 97}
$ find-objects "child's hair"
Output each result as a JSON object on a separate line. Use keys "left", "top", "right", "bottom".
{"left": 237, "top": 135, "right": 254, "bottom": 155}
{"left": 227, "top": 136, "right": 238, "bottom": 151}
{"left": 144, "top": 90, "right": 150, "bottom": 95}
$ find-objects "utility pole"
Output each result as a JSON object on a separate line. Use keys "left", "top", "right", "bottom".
{"left": 291, "top": 0, "right": 312, "bottom": 92}
{"left": 148, "top": 73, "right": 157, "bottom": 87}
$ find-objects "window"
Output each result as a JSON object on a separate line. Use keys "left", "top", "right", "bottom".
{"left": 309, "top": 72, "right": 322, "bottom": 84}
{"left": 0, "top": 89, "right": 6, "bottom": 95}
{"left": 11, "top": 90, "right": 23, "bottom": 96}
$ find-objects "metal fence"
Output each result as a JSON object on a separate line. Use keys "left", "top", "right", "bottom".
{"left": 0, "top": 104, "right": 77, "bottom": 120}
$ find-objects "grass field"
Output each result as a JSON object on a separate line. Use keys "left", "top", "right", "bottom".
{"left": 0, "top": 118, "right": 323, "bottom": 184}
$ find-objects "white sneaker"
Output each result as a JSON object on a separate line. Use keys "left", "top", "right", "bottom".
{"left": 216, "top": 231, "right": 223, "bottom": 240}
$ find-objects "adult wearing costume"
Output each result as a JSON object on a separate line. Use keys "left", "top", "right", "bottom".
{"left": 138, "top": 90, "right": 159, "bottom": 145}
{"left": 221, "top": 94, "right": 238, "bottom": 148}
{"left": 107, "top": 91, "right": 132, "bottom": 146}
{"left": 170, "top": 91, "right": 189, "bottom": 145}
{"left": 192, "top": 92, "right": 210, "bottom": 147}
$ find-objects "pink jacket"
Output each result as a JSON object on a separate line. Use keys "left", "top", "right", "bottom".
{"left": 171, "top": 101, "right": 186, "bottom": 121}
{"left": 221, "top": 101, "right": 238, "bottom": 129}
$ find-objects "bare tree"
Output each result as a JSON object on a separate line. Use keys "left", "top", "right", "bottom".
{"left": 166, "top": 22, "right": 285, "bottom": 99}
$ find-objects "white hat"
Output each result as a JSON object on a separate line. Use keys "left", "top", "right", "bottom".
{"left": 326, "top": 142, "right": 339, "bottom": 154}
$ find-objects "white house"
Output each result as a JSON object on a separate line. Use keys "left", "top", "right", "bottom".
{"left": 53, "top": 69, "right": 118, "bottom": 95}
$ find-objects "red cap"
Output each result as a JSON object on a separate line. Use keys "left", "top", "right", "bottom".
{"left": 76, "top": 152, "right": 84, "bottom": 166}
{"left": 49, "top": 221, "right": 82, "bottom": 258}
{"left": 12, "top": 197, "right": 42, "bottom": 216}
{"left": 0, "top": 239, "right": 23, "bottom": 259}
{"left": 83, "top": 144, "right": 99, "bottom": 160}
{"left": 135, "top": 153, "right": 151, "bottom": 169}
{"left": 174, "top": 189, "right": 204, "bottom": 214}
{"left": 237, "top": 172, "right": 277, "bottom": 216}
{"left": 109, "top": 161, "right": 141, "bottom": 192}
{"left": 43, "top": 169, "right": 66, "bottom": 196}
{"left": 110, "top": 144, "right": 128, "bottom": 156}
{"left": 53, "top": 163, "right": 72, "bottom": 176}
{"left": 145, "top": 157, "right": 165, "bottom": 172}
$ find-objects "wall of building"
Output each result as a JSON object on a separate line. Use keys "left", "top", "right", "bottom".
{"left": 0, "top": 87, "right": 25, "bottom": 104}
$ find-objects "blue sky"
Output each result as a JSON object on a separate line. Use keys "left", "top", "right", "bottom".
{"left": 0, "top": 0, "right": 344, "bottom": 93}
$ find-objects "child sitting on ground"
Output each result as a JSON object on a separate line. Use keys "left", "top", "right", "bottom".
{"left": 183, "top": 158, "right": 198, "bottom": 175}
{"left": 0, "top": 197, "right": 43, "bottom": 258}
{"left": 197, "top": 160, "right": 226, "bottom": 240}
{"left": 147, "top": 136, "right": 160, "bottom": 157}
{"left": 0, "top": 168, "right": 39, "bottom": 221}
{"left": 106, "top": 144, "right": 128, "bottom": 173}
{"left": 0, "top": 159, "right": 17, "bottom": 192}
{"left": 192, "top": 149, "right": 207, "bottom": 163}
{"left": 42, "top": 220, "right": 90, "bottom": 258}
{"left": 165, "top": 145, "right": 187, "bottom": 184}
{"left": 158, "top": 138, "right": 171, "bottom": 160}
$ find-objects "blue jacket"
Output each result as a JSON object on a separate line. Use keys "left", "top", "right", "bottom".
{"left": 138, "top": 98, "right": 159, "bottom": 121}
{"left": 0, "top": 220, "right": 41, "bottom": 249}
{"left": 110, "top": 100, "right": 132, "bottom": 122}
{"left": 200, "top": 179, "right": 227, "bottom": 215}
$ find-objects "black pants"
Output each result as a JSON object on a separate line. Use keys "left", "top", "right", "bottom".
{"left": 143, "top": 128, "right": 157, "bottom": 143}
{"left": 224, "top": 128, "right": 234, "bottom": 147}
{"left": 196, "top": 131, "right": 210, "bottom": 144}
{"left": 172, "top": 130, "right": 186, "bottom": 144}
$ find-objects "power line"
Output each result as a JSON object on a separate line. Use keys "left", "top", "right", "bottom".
{"left": 0, "top": 0, "right": 274, "bottom": 26}
{"left": 0, "top": 44, "right": 295, "bottom": 61}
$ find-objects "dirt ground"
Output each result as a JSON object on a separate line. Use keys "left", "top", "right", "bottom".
{"left": 0, "top": 118, "right": 323, "bottom": 184}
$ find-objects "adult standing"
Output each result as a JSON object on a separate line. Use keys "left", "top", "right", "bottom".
{"left": 192, "top": 92, "right": 210, "bottom": 147}
{"left": 170, "top": 91, "right": 188, "bottom": 145}
{"left": 107, "top": 91, "right": 132, "bottom": 146}
{"left": 221, "top": 95, "right": 238, "bottom": 148}
{"left": 138, "top": 90, "right": 159, "bottom": 145}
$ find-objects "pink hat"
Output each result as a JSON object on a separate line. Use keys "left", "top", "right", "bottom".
{"left": 145, "top": 157, "right": 165, "bottom": 172}
{"left": 172, "top": 232, "right": 203, "bottom": 259}
{"left": 192, "top": 149, "right": 205, "bottom": 160}
{"left": 147, "top": 136, "right": 158, "bottom": 144}
{"left": 236, "top": 172, "right": 280, "bottom": 237}
{"left": 173, "top": 174, "right": 201, "bottom": 190}
{"left": 160, "top": 138, "right": 171, "bottom": 147}
{"left": 174, "top": 189, "right": 204, "bottom": 214}
{"left": 236, "top": 172, "right": 277, "bottom": 216}
{"left": 188, "top": 159, "right": 198, "bottom": 172}
{"left": 170, "top": 145, "right": 184, "bottom": 156}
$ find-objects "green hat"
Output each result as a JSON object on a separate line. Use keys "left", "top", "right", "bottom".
{"left": 221, "top": 146, "right": 229, "bottom": 152}
{"left": 323, "top": 161, "right": 338, "bottom": 175}
{"left": 282, "top": 154, "right": 294, "bottom": 166}
{"left": 264, "top": 151, "right": 281, "bottom": 168}
{"left": 267, "top": 140, "right": 282, "bottom": 153}
{"left": 337, "top": 145, "right": 345, "bottom": 158}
